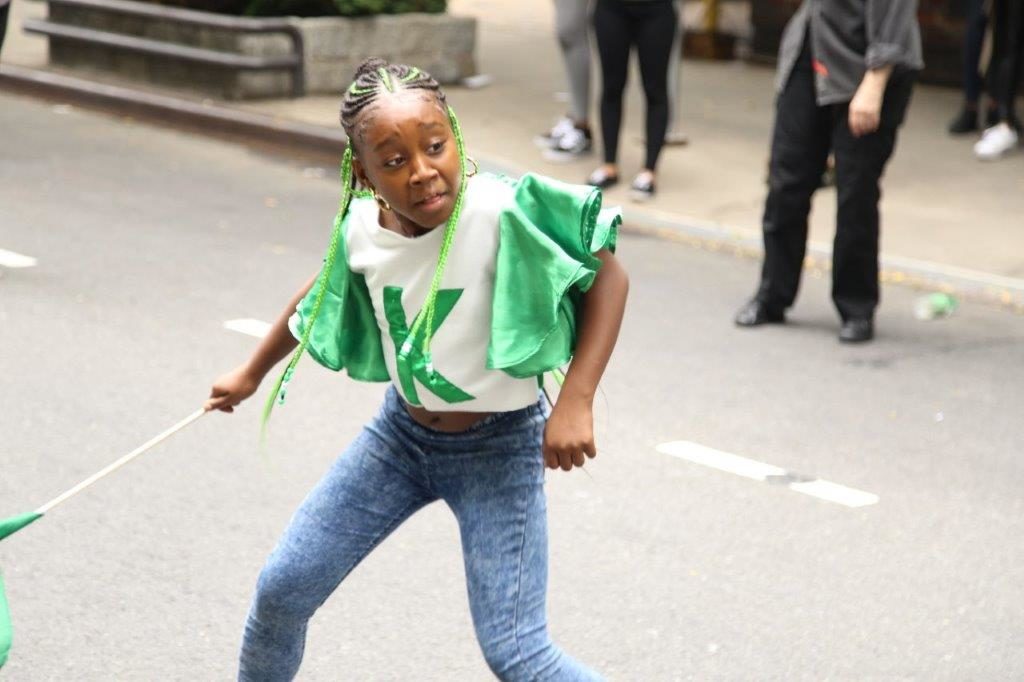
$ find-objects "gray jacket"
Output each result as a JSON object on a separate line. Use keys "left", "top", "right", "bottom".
{"left": 776, "top": 0, "right": 924, "bottom": 105}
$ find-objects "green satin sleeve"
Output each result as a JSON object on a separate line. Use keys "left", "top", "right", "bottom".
{"left": 288, "top": 202, "right": 390, "bottom": 382}
{"left": 487, "top": 172, "right": 621, "bottom": 378}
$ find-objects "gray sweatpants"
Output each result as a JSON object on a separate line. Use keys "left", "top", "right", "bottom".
{"left": 554, "top": 0, "right": 592, "bottom": 123}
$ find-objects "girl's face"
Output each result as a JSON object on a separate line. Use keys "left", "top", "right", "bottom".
{"left": 352, "top": 92, "right": 461, "bottom": 235}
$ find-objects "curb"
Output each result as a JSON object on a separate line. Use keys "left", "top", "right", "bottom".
{"left": 619, "top": 205, "right": 1024, "bottom": 312}
{"left": 3, "top": 63, "right": 1022, "bottom": 312}
{"left": 0, "top": 64, "right": 347, "bottom": 157}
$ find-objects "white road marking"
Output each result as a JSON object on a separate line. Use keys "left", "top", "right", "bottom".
{"left": 655, "top": 440, "right": 879, "bottom": 508}
{"left": 0, "top": 249, "right": 38, "bottom": 268}
{"left": 658, "top": 441, "right": 785, "bottom": 480}
{"left": 223, "top": 319, "right": 271, "bottom": 338}
{"left": 788, "top": 480, "right": 879, "bottom": 508}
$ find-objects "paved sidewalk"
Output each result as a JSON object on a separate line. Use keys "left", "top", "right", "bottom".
{"left": 4, "top": 0, "right": 1024, "bottom": 300}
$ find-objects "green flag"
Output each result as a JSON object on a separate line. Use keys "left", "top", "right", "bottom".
{"left": 0, "top": 512, "right": 42, "bottom": 542}
{"left": 0, "top": 513, "right": 41, "bottom": 669}
{"left": 0, "top": 572, "right": 11, "bottom": 668}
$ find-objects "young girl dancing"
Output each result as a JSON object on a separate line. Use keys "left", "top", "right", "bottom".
{"left": 205, "top": 57, "right": 628, "bottom": 681}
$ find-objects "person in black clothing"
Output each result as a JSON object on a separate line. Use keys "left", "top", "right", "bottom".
{"left": 586, "top": 0, "right": 678, "bottom": 202}
{"left": 0, "top": 0, "right": 11, "bottom": 55}
{"left": 973, "top": 0, "right": 1024, "bottom": 159}
{"left": 948, "top": 0, "right": 999, "bottom": 134}
{"left": 735, "top": 0, "right": 923, "bottom": 343}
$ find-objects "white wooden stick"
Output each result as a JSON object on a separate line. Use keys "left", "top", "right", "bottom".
{"left": 35, "top": 409, "right": 207, "bottom": 515}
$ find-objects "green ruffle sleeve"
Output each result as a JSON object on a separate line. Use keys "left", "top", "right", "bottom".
{"left": 288, "top": 201, "right": 390, "bottom": 382}
{"left": 487, "top": 172, "right": 621, "bottom": 378}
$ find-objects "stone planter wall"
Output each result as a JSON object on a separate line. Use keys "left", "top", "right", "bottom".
{"left": 45, "top": 2, "right": 477, "bottom": 99}
{"left": 301, "top": 15, "right": 476, "bottom": 94}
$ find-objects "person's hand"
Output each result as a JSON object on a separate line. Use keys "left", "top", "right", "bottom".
{"left": 205, "top": 364, "right": 261, "bottom": 413}
{"left": 543, "top": 394, "right": 597, "bottom": 471}
{"left": 848, "top": 68, "right": 890, "bottom": 137}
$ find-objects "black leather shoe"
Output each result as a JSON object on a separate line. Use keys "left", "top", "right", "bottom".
{"left": 839, "top": 318, "right": 874, "bottom": 343}
{"left": 734, "top": 299, "right": 785, "bottom": 327}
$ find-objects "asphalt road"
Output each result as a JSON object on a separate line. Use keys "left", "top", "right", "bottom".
{"left": 1, "top": 91, "right": 1023, "bottom": 681}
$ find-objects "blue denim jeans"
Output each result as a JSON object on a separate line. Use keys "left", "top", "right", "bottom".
{"left": 238, "top": 386, "right": 602, "bottom": 681}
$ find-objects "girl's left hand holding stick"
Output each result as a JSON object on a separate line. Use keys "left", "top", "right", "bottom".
{"left": 204, "top": 272, "right": 318, "bottom": 413}
{"left": 543, "top": 249, "right": 629, "bottom": 472}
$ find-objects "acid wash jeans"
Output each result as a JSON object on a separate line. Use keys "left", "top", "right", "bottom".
{"left": 238, "top": 385, "right": 603, "bottom": 682}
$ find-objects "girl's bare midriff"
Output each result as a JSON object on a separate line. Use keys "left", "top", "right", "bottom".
{"left": 402, "top": 401, "right": 493, "bottom": 433}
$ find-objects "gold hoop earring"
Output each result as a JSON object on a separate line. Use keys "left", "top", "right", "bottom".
{"left": 373, "top": 190, "right": 391, "bottom": 212}
{"left": 466, "top": 157, "right": 479, "bottom": 178}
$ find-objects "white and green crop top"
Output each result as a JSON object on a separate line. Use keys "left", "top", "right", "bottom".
{"left": 289, "top": 172, "right": 620, "bottom": 413}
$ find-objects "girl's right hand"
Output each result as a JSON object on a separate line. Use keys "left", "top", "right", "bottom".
{"left": 205, "top": 364, "right": 261, "bottom": 413}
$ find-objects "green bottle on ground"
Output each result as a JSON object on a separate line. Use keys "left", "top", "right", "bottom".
{"left": 914, "top": 292, "right": 958, "bottom": 320}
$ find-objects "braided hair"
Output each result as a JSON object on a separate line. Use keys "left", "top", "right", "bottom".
{"left": 340, "top": 57, "right": 448, "bottom": 149}
{"left": 261, "top": 58, "right": 470, "bottom": 432}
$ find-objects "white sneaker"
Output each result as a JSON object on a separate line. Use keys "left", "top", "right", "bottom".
{"left": 533, "top": 117, "right": 575, "bottom": 149}
{"left": 974, "top": 122, "right": 1019, "bottom": 160}
{"left": 629, "top": 172, "right": 656, "bottom": 202}
{"left": 542, "top": 126, "right": 592, "bottom": 162}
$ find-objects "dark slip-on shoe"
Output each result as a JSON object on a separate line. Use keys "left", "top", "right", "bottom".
{"left": 839, "top": 318, "right": 874, "bottom": 343}
{"left": 734, "top": 299, "right": 786, "bottom": 327}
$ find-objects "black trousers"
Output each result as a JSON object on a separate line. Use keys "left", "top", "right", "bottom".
{"left": 756, "top": 39, "right": 915, "bottom": 321}
{"left": 962, "top": 0, "right": 988, "bottom": 104}
{"left": 0, "top": 3, "right": 9, "bottom": 55}
{"left": 592, "top": 0, "right": 677, "bottom": 169}
{"left": 988, "top": 0, "right": 1024, "bottom": 124}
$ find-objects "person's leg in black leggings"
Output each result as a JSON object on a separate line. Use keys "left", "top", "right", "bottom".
{"left": 0, "top": 1, "right": 10, "bottom": 55}
{"left": 964, "top": 0, "right": 988, "bottom": 106}
{"left": 1002, "top": 1, "right": 1024, "bottom": 127}
{"left": 633, "top": 1, "right": 677, "bottom": 172}
{"left": 950, "top": 0, "right": 993, "bottom": 132}
{"left": 989, "top": 0, "right": 1024, "bottom": 127}
{"left": 593, "top": 0, "right": 632, "bottom": 179}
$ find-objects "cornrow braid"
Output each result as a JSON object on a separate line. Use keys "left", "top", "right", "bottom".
{"left": 402, "top": 105, "right": 467, "bottom": 371}
{"left": 339, "top": 58, "right": 447, "bottom": 142}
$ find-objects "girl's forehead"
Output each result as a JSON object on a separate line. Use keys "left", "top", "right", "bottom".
{"left": 358, "top": 93, "right": 449, "bottom": 142}
{"left": 370, "top": 92, "right": 445, "bottom": 123}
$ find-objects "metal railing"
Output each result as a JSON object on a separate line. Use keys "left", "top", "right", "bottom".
{"left": 24, "top": 0, "right": 305, "bottom": 97}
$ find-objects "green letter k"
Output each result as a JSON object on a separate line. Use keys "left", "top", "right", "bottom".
{"left": 383, "top": 286, "right": 474, "bottom": 406}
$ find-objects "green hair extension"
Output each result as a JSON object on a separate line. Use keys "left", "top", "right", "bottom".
{"left": 399, "top": 106, "right": 468, "bottom": 375}
{"left": 259, "top": 145, "right": 356, "bottom": 436}
{"left": 348, "top": 67, "right": 417, "bottom": 96}
{"left": 378, "top": 68, "right": 394, "bottom": 93}
{"left": 348, "top": 82, "right": 375, "bottom": 95}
